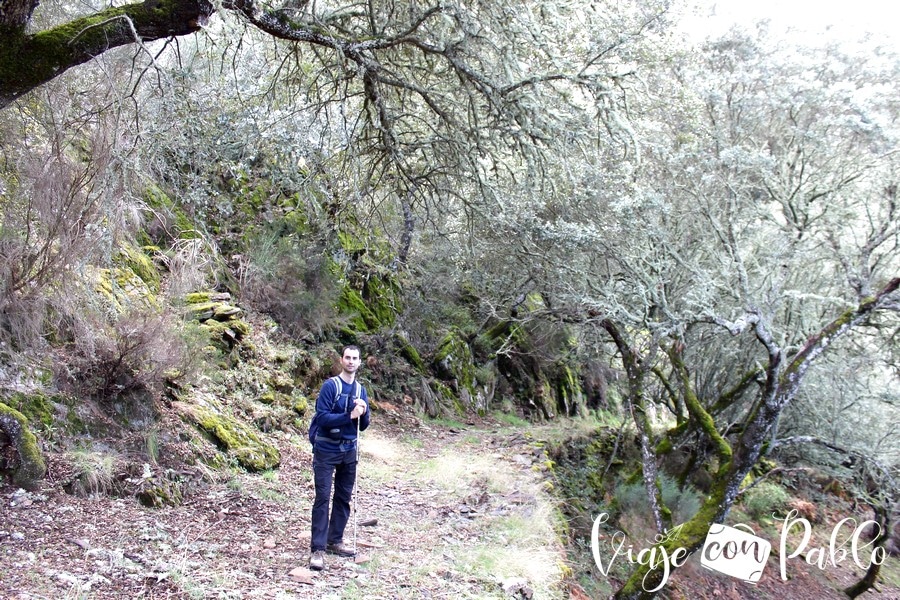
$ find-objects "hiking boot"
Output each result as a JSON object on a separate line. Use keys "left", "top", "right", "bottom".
{"left": 326, "top": 542, "right": 356, "bottom": 557}
{"left": 309, "top": 550, "right": 325, "bottom": 571}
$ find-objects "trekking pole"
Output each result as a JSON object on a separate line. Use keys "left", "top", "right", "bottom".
{"left": 353, "top": 414, "right": 360, "bottom": 553}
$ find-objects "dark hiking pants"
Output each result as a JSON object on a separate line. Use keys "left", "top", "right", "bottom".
{"left": 311, "top": 444, "right": 357, "bottom": 551}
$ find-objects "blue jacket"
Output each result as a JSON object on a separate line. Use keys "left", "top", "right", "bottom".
{"left": 312, "top": 376, "right": 370, "bottom": 451}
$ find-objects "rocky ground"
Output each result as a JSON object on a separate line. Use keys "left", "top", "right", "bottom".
{"left": 0, "top": 410, "right": 566, "bottom": 600}
{"left": 2, "top": 405, "right": 899, "bottom": 600}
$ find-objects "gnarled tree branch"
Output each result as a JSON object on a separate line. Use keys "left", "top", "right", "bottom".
{"left": 0, "top": 0, "right": 214, "bottom": 108}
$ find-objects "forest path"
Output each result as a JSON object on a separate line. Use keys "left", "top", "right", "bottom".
{"left": 0, "top": 416, "right": 567, "bottom": 599}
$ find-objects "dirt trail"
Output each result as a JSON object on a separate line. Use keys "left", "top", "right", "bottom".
{"left": 0, "top": 419, "right": 566, "bottom": 599}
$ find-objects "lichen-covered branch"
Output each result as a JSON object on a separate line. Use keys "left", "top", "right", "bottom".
{"left": 709, "top": 366, "right": 762, "bottom": 414}
{"left": 666, "top": 344, "right": 732, "bottom": 464}
{"left": 779, "top": 277, "right": 900, "bottom": 403}
{"left": 601, "top": 320, "right": 672, "bottom": 534}
{"left": 651, "top": 364, "right": 684, "bottom": 424}
{"left": 0, "top": 0, "right": 214, "bottom": 108}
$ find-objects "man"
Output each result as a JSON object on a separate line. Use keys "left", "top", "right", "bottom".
{"left": 309, "top": 345, "right": 370, "bottom": 571}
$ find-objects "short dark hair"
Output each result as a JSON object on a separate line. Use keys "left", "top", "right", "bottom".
{"left": 342, "top": 345, "right": 361, "bottom": 357}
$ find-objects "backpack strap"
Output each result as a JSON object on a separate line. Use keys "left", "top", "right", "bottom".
{"left": 331, "top": 376, "right": 361, "bottom": 411}
{"left": 334, "top": 376, "right": 359, "bottom": 413}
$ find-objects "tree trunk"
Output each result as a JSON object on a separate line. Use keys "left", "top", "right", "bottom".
{"left": 601, "top": 320, "right": 671, "bottom": 533}
{"left": 844, "top": 506, "right": 889, "bottom": 598}
{"left": 0, "top": 0, "right": 39, "bottom": 31}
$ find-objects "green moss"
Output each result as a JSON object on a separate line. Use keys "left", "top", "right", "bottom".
{"left": 229, "top": 319, "right": 250, "bottom": 337}
{"left": 115, "top": 244, "right": 160, "bottom": 293}
{"left": 186, "top": 404, "right": 280, "bottom": 472}
{"left": 199, "top": 319, "right": 234, "bottom": 337}
{"left": 395, "top": 333, "right": 426, "bottom": 372}
{"left": 334, "top": 258, "right": 402, "bottom": 334}
{"left": 94, "top": 266, "right": 158, "bottom": 314}
{"left": 213, "top": 304, "right": 243, "bottom": 319}
{"left": 143, "top": 185, "right": 200, "bottom": 239}
{"left": 291, "top": 392, "right": 309, "bottom": 416}
{"left": 543, "top": 427, "right": 621, "bottom": 519}
{"left": 185, "top": 292, "right": 212, "bottom": 304}
{"left": 337, "top": 287, "right": 380, "bottom": 332}
{"left": 430, "top": 381, "right": 466, "bottom": 415}
{"left": 0, "top": 402, "right": 47, "bottom": 490}
{"left": 555, "top": 364, "right": 584, "bottom": 417}
{"left": 434, "top": 328, "right": 476, "bottom": 393}
{"left": 338, "top": 326, "right": 360, "bottom": 346}
{"left": 621, "top": 491, "right": 724, "bottom": 598}
{"left": 4, "top": 392, "right": 55, "bottom": 429}
{"left": 362, "top": 275, "right": 401, "bottom": 328}
{"left": 283, "top": 207, "right": 309, "bottom": 234}
{"left": 200, "top": 319, "right": 248, "bottom": 351}
{"left": 532, "top": 375, "right": 556, "bottom": 420}
{"left": 258, "top": 390, "right": 276, "bottom": 405}
{"left": 337, "top": 230, "right": 366, "bottom": 255}
{"left": 136, "top": 474, "right": 185, "bottom": 508}
{"left": 187, "top": 301, "right": 220, "bottom": 320}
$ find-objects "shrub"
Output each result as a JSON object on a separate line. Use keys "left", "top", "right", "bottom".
{"left": 238, "top": 226, "right": 338, "bottom": 337}
{"left": 0, "top": 119, "right": 125, "bottom": 352}
{"left": 614, "top": 474, "right": 702, "bottom": 524}
{"left": 63, "top": 309, "right": 204, "bottom": 401}
{"left": 742, "top": 481, "right": 791, "bottom": 520}
{"left": 159, "top": 236, "right": 223, "bottom": 299}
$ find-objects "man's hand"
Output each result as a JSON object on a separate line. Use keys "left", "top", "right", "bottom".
{"left": 350, "top": 399, "right": 367, "bottom": 420}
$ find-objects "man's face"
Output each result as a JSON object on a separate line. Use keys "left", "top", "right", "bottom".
{"left": 341, "top": 349, "right": 360, "bottom": 374}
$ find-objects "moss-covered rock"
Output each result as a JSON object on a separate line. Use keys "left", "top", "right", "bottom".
{"left": 178, "top": 402, "right": 280, "bottom": 472}
{"left": 185, "top": 292, "right": 212, "bottom": 304}
{"left": 430, "top": 380, "right": 467, "bottom": 415}
{"left": 362, "top": 275, "right": 401, "bottom": 328}
{"left": 257, "top": 390, "right": 276, "bottom": 405}
{"left": 185, "top": 291, "right": 250, "bottom": 351}
{"left": 532, "top": 375, "right": 557, "bottom": 420}
{"left": 4, "top": 392, "right": 55, "bottom": 430}
{"left": 0, "top": 403, "right": 47, "bottom": 490}
{"left": 143, "top": 185, "right": 201, "bottom": 240}
{"left": 187, "top": 301, "right": 220, "bottom": 320}
{"left": 484, "top": 318, "right": 588, "bottom": 420}
{"left": 333, "top": 244, "right": 403, "bottom": 334}
{"left": 337, "top": 287, "right": 380, "bottom": 332}
{"left": 200, "top": 319, "right": 246, "bottom": 349}
{"left": 544, "top": 427, "right": 625, "bottom": 524}
{"left": 556, "top": 364, "right": 586, "bottom": 418}
{"left": 394, "top": 332, "right": 426, "bottom": 373}
{"left": 135, "top": 470, "right": 186, "bottom": 508}
{"left": 434, "top": 328, "right": 476, "bottom": 394}
{"left": 115, "top": 244, "right": 161, "bottom": 293}
{"left": 94, "top": 265, "right": 159, "bottom": 315}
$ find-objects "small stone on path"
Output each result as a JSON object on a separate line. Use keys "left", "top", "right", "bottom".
{"left": 288, "top": 566, "right": 315, "bottom": 585}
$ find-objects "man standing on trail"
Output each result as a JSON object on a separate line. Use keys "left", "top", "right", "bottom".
{"left": 309, "top": 345, "right": 370, "bottom": 571}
